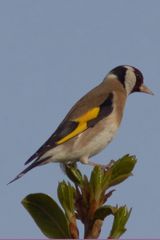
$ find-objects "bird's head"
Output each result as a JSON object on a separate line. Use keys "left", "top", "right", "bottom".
{"left": 108, "top": 65, "right": 154, "bottom": 96}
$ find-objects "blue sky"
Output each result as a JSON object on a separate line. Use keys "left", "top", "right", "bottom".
{"left": 1, "top": 0, "right": 160, "bottom": 238}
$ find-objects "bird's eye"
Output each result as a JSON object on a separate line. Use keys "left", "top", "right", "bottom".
{"left": 135, "top": 71, "right": 143, "bottom": 81}
{"left": 136, "top": 73, "right": 140, "bottom": 78}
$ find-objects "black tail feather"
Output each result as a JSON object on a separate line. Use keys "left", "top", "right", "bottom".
{"left": 24, "top": 153, "right": 37, "bottom": 165}
{"left": 7, "top": 158, "right": 50, "bottom": 185}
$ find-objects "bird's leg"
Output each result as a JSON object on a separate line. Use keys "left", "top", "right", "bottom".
{"left": 87, "top": 159, "right": 115, "bottom": 170}
{"left": 103, "top": 160, "right": 115, "bottom": 170}
{"left": 80, "top": 157, "right": 115, "bottom": 170}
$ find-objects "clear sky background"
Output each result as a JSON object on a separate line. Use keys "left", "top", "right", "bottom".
{"left": 1, "top": 0, "right": 160, "bottom": 238}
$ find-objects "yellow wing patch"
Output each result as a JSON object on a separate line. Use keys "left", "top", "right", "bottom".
{"left": 56, "top": 107, "right": 100, "bottom": 144}
{"left": 56, "top": 122, "right": 87, "bottom": 144}
{"left": 74, "top": 107, "right": 99, "bottom": 122}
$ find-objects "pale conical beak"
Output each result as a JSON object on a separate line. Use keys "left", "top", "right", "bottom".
{"left": 139, "top": 84, "right": 154, "bottom": 95}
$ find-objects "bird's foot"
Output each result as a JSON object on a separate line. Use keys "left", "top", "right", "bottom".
{"left": 60, "top": 161, "right": 77, "bottom": 173}
{"left": 103, "top": 160, "right": 115, "bottom": 171}
{"left": 87, "top": 159, "right": 115, "bottom": 171}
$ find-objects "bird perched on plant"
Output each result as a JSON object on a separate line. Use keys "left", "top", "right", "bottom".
{"left": 9, "top": 65, "right": 153, "bottom": 184}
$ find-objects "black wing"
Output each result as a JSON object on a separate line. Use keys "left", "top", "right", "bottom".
{"left": 25, "top": 92, "right": 114, "bottom": 165}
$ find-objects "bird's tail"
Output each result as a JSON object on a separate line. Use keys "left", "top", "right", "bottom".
{"left": 7, "top": 158, "right": 50, "bottom": 185}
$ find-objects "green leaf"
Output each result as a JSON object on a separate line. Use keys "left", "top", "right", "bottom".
{"left": 64, "top": 164, "right": 83, "bottom": 185}
{"left": 22, "top": 193, "right": 70, "bottom": 239}
{"left": 109, "top": 206, "right": 132, "bottom": 238}
{"left": 94, "top": 205, "right": 117, "bottom": 220}
{"left": 90, "top": 166, "right": 104, "bottom": 200}
{"left": 80, "top": 175, "right": 91, "bottom": 206}
{"left": 103, "top": 155, "right": 137, "bottom": 189}
{"left": 57, "top": 181, "right": 75, "bottom": 218}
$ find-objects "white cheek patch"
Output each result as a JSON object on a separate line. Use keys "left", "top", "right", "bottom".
{"left": 125, "top": 69, "right": 136, "bottom": 95}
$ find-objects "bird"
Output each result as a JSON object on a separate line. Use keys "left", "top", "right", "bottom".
{"left": 8, "top": 65, "right": 153, "bottom": 184}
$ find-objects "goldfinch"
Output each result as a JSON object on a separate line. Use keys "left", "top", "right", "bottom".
{"left": 9, "top": 65, "right": 153, "bottom": 184}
